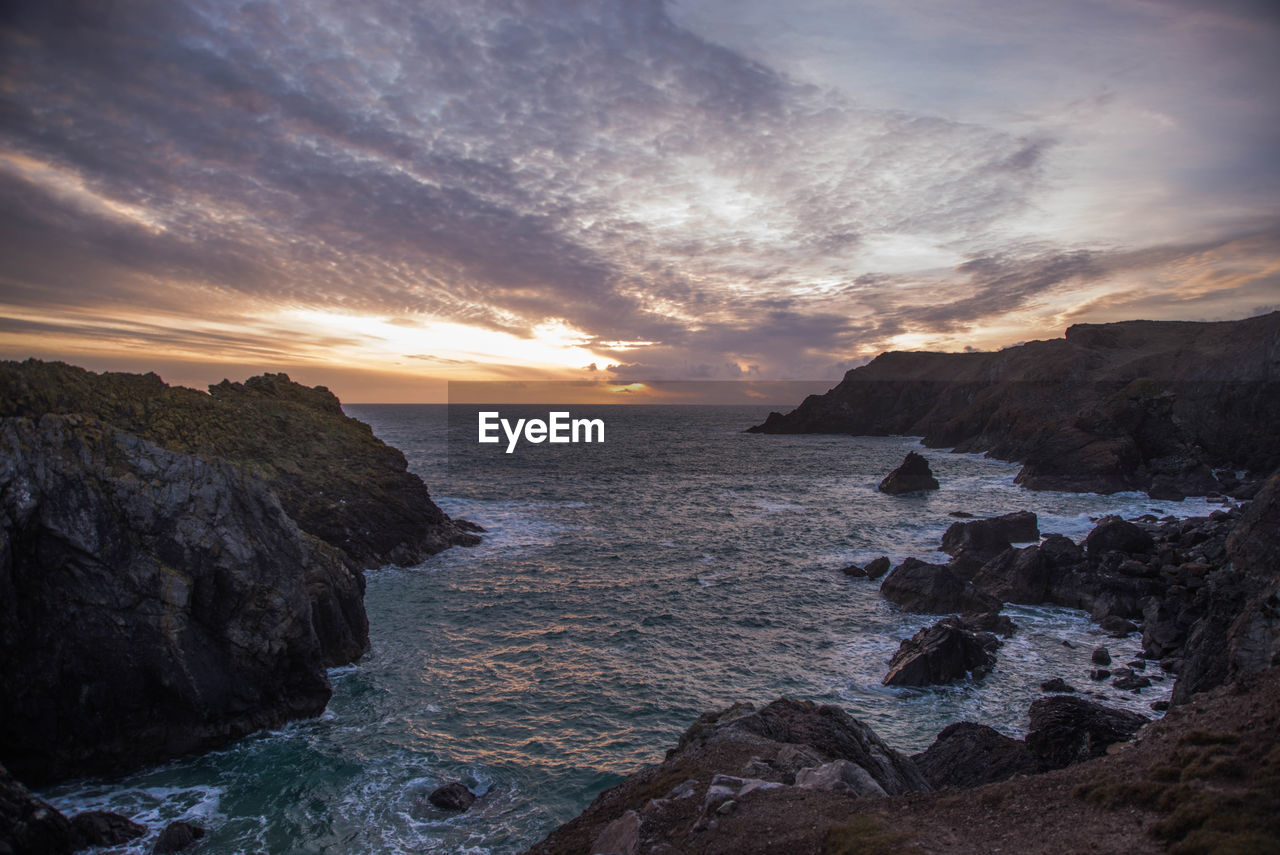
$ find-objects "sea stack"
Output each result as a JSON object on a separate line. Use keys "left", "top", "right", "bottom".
{"left": 878, "top": 451, "right": 940, "bottom": 494}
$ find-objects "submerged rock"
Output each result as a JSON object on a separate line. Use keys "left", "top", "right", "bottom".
{"left": 69, "top": 811, "right": 146, "bottom": 848}
{"left": 877, "top": 451, "right": 940, "bottom": 495}
{"left": 427, "top": 782, "right": 477, "bottom": 812}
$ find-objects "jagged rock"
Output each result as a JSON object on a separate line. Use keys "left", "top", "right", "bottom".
{"left": 675, "top": 699, "right": 930, "bottom": 796}
{"left": 1086, "top": 517, "right": 1155, "bottom": 557}
{"left": 794, "top": 760, "right": 887, "bottom": 797}
{"left": 877, "top": 451, "right": 939, "bottom": 495}
{"left": 0, "top": 415, "right": 354, "bottom": 784}
{"left": 838, "top": 563, "right": 866, "bottom": 578}
{"left": 1025, "top": 696, "right": 1148, "bottom": 769}
{"left": 910, "top": 723, "right": 1040, "bottom": 789}
{"left": 880, "top": 558, "right": 1000, "bottom": 615}
{"left": 863, "top": 556, "right": 891, "bottom": 580}
{"left": 69, "top": 811, "right": 146, "bottom": 848}
{"left": 748, "top": 313, "right": 1280, "bottom": 497}
{"left": 941, "top": 512, "right": 1039, "bottom": 573}
{"left": 1092, "top": 647, "right": 1112, "bottom": 665}
{"left": 0, "top": 763, "right": 75, "bottom": 855}
{"left": 427, "top": 782, "right": 477, "bottom": 812}
{"left": 1090, "top": 669, "right": 1111, "bottom": 681}
{"left": 152, "top": 821, "right": 204, "bottom": 854}
{"left": 883, "top": 618, "right": 999, "bottom": 687}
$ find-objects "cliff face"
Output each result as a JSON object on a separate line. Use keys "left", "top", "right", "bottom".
{"left": 749, "top": 313, "right": 1280, "bottom": 497}
{"left": 0, "top": 414, "right": 362, "bottom": 785}
{"left": 0, "top": 361, "right": 480, "bottom": 569}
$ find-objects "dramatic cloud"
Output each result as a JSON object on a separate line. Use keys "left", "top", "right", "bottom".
{"left": 1, "top": 0, "right": 1277, "bottom": 397}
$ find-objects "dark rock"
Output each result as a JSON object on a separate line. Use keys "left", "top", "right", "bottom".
{"left": 877, "top": 451, "right": 939, "bottom": 495}
{"left": 948, "top": 511, "right": 974, "bottom": 518}
{"left": 747, "top": 314, "right": 1280, "bottom": 497}
{"left": 910, "top": 722, "right": 1039, "bottom": 789}
{"left": 1089, "top": 669, "right": 1111, "bottom": 681}
{"left": 69, "top": 811, "right": 146, "bottom": 848}
{"left": 838, "top": 563, "right": 866, "bottom": 578}
{"left": 152, "top": 820, "right": 204, "bottom": 854}
{"left": 880, "top": 558, "right": 1000, "bottom": 615}
{"left": 1113, "top": 674, "right": 1151, "bottom": 690}
{"left": 958, "top": 612, "right": 1018, "bottom": 637}
{"left": 941, "top": 511, "right": 1039, "bottom": 559}
{"left": 1150, "top": 700, "right": 1170, "bottom": 712}
{"left": 1025, "top": 696, "right": 1149, "bottom": 769}
{"left": 0, "top": 763, "right": 75, "bottom": 855}
{"left": 863, "top": 556, "right": 891, "bottom": 580}
{"left": 1174, "top": 471, "right": 1280, "bottom": 704}
{"left": 0, "top": 415, "right": 349, "bottom": 784}
{"left": 1091, "top": 647, "right": 1112, "bottom": 665}
{"left": 882, "top": 618, "right": 999, "bottom": 687}
{"left": 1086, "top": 517, "right": 1155, "bottom": 557}
{"left": 427, "top": 782, "right": 477, "bottom": 812}
{"left": 1099, "top": 615, "right": 1138, "bottom": 637}
{"left": 1040, "top": 678, "right": 1076, "bottom": 693}
{"left": 0, "top": 360, "right": 479, "bottom": 570}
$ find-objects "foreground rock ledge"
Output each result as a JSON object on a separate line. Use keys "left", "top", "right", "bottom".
{"left": 522, "top": 669, "right": 1280, "bottom": 855}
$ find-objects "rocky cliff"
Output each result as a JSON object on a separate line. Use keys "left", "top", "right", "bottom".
{"left": 749, "top": 312, "right": 1280, "bottom": 497}
{"left": 0, "top": 414, "right": 361, "bottom": 785}
{"left": 0, "top": 360, "right": 480, "bottom": 569}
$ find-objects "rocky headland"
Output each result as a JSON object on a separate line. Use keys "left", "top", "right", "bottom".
{"left": 523, "top": 472, "right": 1280, "bottom": 854}
{"left": 0, "top": 361, "right": 478, "bottom": 849}
{"left": 749, "top": 313, "right": 1280, "bottom": 498}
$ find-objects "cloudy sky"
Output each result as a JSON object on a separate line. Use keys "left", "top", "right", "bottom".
{"left": 1, "top": 0, "right": 1277, "bottom": 401}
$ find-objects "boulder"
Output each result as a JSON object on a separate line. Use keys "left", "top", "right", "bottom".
{"left": 1025, "top": 696, "right": 1148, "bottom": 769}
{"left": 591, "top": 809, "right": 639, "bottom": 855}
{"left": 674, "top": 698, "right": 930, "bottom": 796}
{"left": 838, "top": 563, "right": 866, "bottom": 578}
{"left": 1085, "top": 517, "right": 1155, "bottom": 557}
{"left": 941, "top": 511, "right": 1039, "bottom": 560}
{"left": 882, "top": 618, "right": 999, "bottom": 687}
{"left": 910, "top": 722, "right": 1040, "bottom": 789}
{"left": 1091, "top": 647, "right": 1112, "bottom": 665}
{"left": 152, "top": 821, "right": 204, "bottom": 854}
{"left": 794, "top": 760, "right": 888, "bottom": 797}
{"left": 0, "top": 415, "right": 352, "bottom": 784}
{"left": 863, "top": 556, "right": 892, "bottom": 580}
{"left": 880, "top": 558, "right": 1000, "bottom": 615}
{"left": 877, "top": 452, "right": 939, "bottom": 495}
{"left": 427, "top": 782, "right": 477, "bottom": 812}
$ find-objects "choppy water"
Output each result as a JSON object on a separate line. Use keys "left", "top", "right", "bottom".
{"left": 44, "top": 405, "right": 1219, "bottom": 853}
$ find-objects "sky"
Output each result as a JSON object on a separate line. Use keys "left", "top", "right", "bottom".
{"left": 1, "top": 0, "right": 1277, "bottom": 402}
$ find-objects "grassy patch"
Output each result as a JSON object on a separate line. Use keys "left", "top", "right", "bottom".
{"left": 824, "top": 815, "right": 917, "bottom": 855}
{"left": 1074, "top": 730, "right": 1280, "bottom": 853}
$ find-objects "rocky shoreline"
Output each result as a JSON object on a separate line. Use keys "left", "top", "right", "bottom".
{"left": 522, "top": 471, "right": 1280, "bottom": 854}
{"left": 748, "top": 313, "right": 1280, "bottom": 499}
{"left": 0, "top": 362, "right": 479, "bottom": 853}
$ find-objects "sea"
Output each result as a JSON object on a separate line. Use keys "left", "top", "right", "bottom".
{"left": 42, "top": 404, "right": 1221, "bottom": 853}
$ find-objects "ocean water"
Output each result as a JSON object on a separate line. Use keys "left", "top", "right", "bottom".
{"left": 43, "top": 405, "right": 1221, "bottom": 853}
